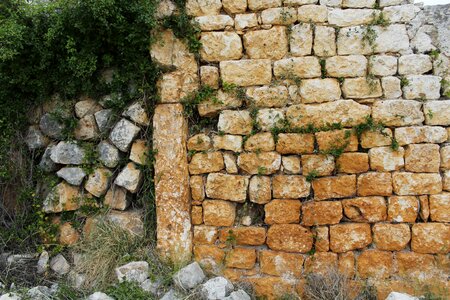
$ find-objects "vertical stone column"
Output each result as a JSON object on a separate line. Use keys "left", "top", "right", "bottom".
{"left": 153, "top": 103, "right": 192, "bottom": 264}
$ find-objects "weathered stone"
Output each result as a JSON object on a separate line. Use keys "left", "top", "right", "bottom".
{"left": 248, "top": 0, "right": 282, "bottom": 10}
{"left": 314, "top": 26, "right": 336, "bottom": 56}
{"left": 202, "top": 200, "right": 235, "bottom": 227}
{"left": 405, "top": 144, "right": 440, "bottom": 173}
{"left": 398, "top": 54, "right": 432, "bottom": 75}
{"left": 276, "top": 133, "right": 315, "bottom": 154}
{"left": 50, "top": 141, "right": 85, "bottom": 165}
{"left": 249, "top": 176, "right": 272, "bottom": 204}
{"left": 50, "top": 254, "right": 70, "bottom": 275}
{"left": 104, "top": 186, "right": 130, "bottom": 211}
{"left": 444, "top": 171, "right": 450, "bottom": 191}
{"left": 193, "top": 225, "right": 218, "bottom": 245}
{"left": 74, "top": 115, "right": 99, "bottom": 141}
{"left": 441, "top": 145, "right": 450, "bottom": 170}
{"left": 313, "top": 175, "right": 357, "bottom": 201}
{"left": 201, "top": 277, "right": 234, "bottom": 300}
{"left": 361, "top": 128, "right": 392, "bottom": 149}
{"left": 219, "top": 227, "right": 266, "bottom": 246}
{"left": 382, "top": 77, "right": 402, "bottom": 99}
{"left": 187, "top": 134, "right": 211, "bottom": 151}
{"left": 86, "top": 292, "right": 114, "bottom": 300}
{"left": 223, "top": 0, "right": 247, "bottom": 14}
{"left": 260, "top": 250, "right": 304, "bottom": 277}
{"left": 357, "top": 172, "right": 392, "bottom": 196}
{"left": 104, "top": 210, "right": 144, "bottom": 236}
{"left": 189, "top": 152, "right": 224, "bottom": 175}
{"left": 267, "top": 224, "right": 313, "bottom": 253}
{"left": 194, "top": 245, "right": 225, "bottom": 272}
{"left": 396, "top": 252, "right": 437, "bottom": 281}
{"left": 195, "top": 15, "right": 234, "bottom": 31}
{"left": 429, "top": 193, "right": 450, "bottom": 222}
{"left": 234, "top": 13, "right": 258, "bottom": 30}
{"left": 115, "top": 163, "right": 142, "bottom": 194}
{"left": 300, "top": 78, "right": 341, "bottom": 103}
{"left": 156, "top": 0, "right": 176, "bottom": 19}
{"left": 272, "top": 175, "right": 311, "bottom": 199}
{"left": 237, "top": 152, "right": 281, "bottom": 175}
{"left": 305, "top": 252, "right": 338, "bottom": 275}
{"left": 39, "top": 144, "right": 58, "bottom": 172}
{"left": 357, "top": 250, "right": 393, "bottom": 279}
{"left": 290, "top": 23, "right": 313, "bottom": 56}
{"left": 97, "top": 141, "right": 120, "bottom": 168}
{"left": 265, "top": 199, "right": 301, "bottom": 224}
{"left": 225, "top": 248, "right": 256, "bottom": 269}
{"left": 246, "top": 86, "right": 289, "bottom": 108}
{"left": 274, "top": 57, "right": 321, "bottom": 79}
{"left": 261, "top": 7, "right": 297, "bottom": 25}
{"left": 129, "top": 140, "right": 148, "bottom": 165}
{"left": 220, "top": 59, "right": 272, "bottom": 87}
{"left": 287, "top": 100, "right": 371, "bottom": 128}
{"left": 191, "top": 206, "right": 203, "bottom": 225}
{"left": 37, "top": 251, "right": 49, "bottom": 274}
{"left": 173, "top": 262, "right": 205, "bottom": 290}
{"left": 85, "top": 168, "right": 112, "bottom": 197}
{"left": 282, "top": 156, "right": 301, "bottom": 174}
{"left": 387, "top": 196, "right": 419, "bottom": 223}
{"left": 330, "top": 223, "right": 372, "bottom": 252}
{"left": 25, "top": 126, "right": 49, "bottom": 150}
{"left": 301, "top": 201, "right": 343, "bottom": 226}
{"left": 94, "top": 109, "right": 114, "bottom": 133}
{"left": 411, "top": 223, "right": 450, "bottom": 254}
{"left": 244, "top": 132, "right": 275, "bottom": 152}
{"left": 186, "top": 0, "right": 221, "bottom": 16}
{"left": 206, "top": 173, "right": 249, "bottom": 203}
{"left": 402, "top": 75, "right": 441, "bottom": 100}
{"left": 200, "top": 66, "right": 219, "bottom": 89}
{"left": 336, "top": 153, "right": 369, "bottom": 174}
{"left": 328, "top": 9, "right": 377, "bottom": 27}
{"left": 217, "top": 110, "right": 253, "bottom": 135}
{"left": 109, "top": 119, "right": 140, "bottom": 152}
{"left": 43, "top": 182, "right": 81, "bottom": 213}
{"left": 373, "top": 223, "right": 410, "bottom": 251}
{"left": 115, "top": 261, "right": 149, "bottom": 284}
{"left": 369, "top": 146, "right": 404, "bottom": 172}
{"left": 198, "top": 90, "right": 243, "bottom": 117}
{"left": 248, "top": 277, "right": 296, "bottom": 300}
{"left": 343, "top": 0, "right": 375, "bottom": 7}
{"left": 320, "top": 0, "right": 342, "bottom": 7}
{"left": 298, "top": 5, "right": 328, "bottom": 23}
{"left": 56, "top": 167, "right": 86, "bottom": 186}
{"left": 59, "top": 222, "right": 80, "bottom": 245}
{"left": 256, "top": 109, "right": 285, "bottom": 131}
{"left": 160, "top": 289, "right": 182, "bottom": 300}
{"left": 223, "top": 152, "right": 238, "bottom": 174}
{"left": 200, "top": 32, "right": 242, "bottom": 62}
{"left": 372, "top": 100, "right": 424, "bottom": 127}
{"left": 369, "top": 55, "right": 397, "bottom": 76}
{"left": 384, "top": 4, "right": 419, "bottom": 23}
{"left": 326, "top": 55, "right": 367, "bottom": 77}
{"left": 393, "top": 172, "right": 442, "bottom": 195}
{"left": 419, "top": 195, "right": 430, "bottom": 221}
{"left": 157, "top": 69, "right": 198, "bottom": 103}
{"left": 424, "top": 101, "right": 450, "bottom": 126}
{"left": 302, "top": 154, "right": 335, "bottom": 176}
{"left": 312, "top": 226, "right": 329, "bottom": 252}
{"left": 342, "top": 196, "right": 387, "bottom": 222}
{"left": 342, "top": 77, "right": 382, "bottom": 99}
{"left": 212, "top": 135, "right": 242, "bottom": 153}
{"left": 39, "top": 113, "right": 66, "bottom": 140}
{"left": 338, "top": 252, "right": 355, "bottom": 277}
{"left": 395, "top": 126, "right": 448, "bottom": 146}
{"left": 75, "top": 99, "right": 102, "bottom": 118}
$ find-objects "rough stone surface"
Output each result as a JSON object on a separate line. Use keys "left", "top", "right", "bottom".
{"left": 186, "top": 0, "right": 222, "bottom": 16}
{"left": 95, "top": 109, "right": 114, "bottom": 133}
{"left": 326, "top": 55, "right": 367, "bottom": 77}
{"left": 187, "top": 134, "right": 211, "bottom": 151}
{"left": 85, "top": 168, "right": 112, "bottom": 197}
{"left": 393, "top": 172, "right": 442, "bottom": 195}
{"left": 302, "top": 154, "right": 335, "bottom": 176}
{"left": 217, "top": 110, "right": 253, "bottom": 135}
{"left": 372, "top": 100, "right": 424, "bottom": 127}
{"left": 402, "top": 75, "right": 441, "bottom": 100}
{"left": 213, "top": 135, "right": 242, "bottom": 152}
{"left": 246, "top": 86, "right": 289, "bottom": 108}
{"left": 276, "top": 133, "right": 315, "bottom": 154}
{"left": 357, "top": 172, "right": 392, "bottom": 196}
{"left": 26, "top": 125, "right": 49, "bottom": 150}
{"left": 173, "top": 262, "right": 205, "bottom": 290}
{"left": 200, "top": 32, "right": 242, "bottom": 62}
{"left": 373, "top": 223, "right": 411, "bottom": 251}
{"left": 115, "top": 261, "right": 149, "bottom": 284}
{"left": 256, "top": 109, "right": 285, "bottom": 131}
{"left": 411, "top": 223, "right": 450, "bottom": 254}
{"left": 201, "top": 277, "right": 234, "bottom": 300}
{"left": 314, "top": 26, "right": 336, "bottom": 57}
{"left": 206, "top": 173, "right": 248, "bottom": 202}
{"left": 429, "top": 193, "right": 450, "bottom": 222}
{"left": 56, "top": 167, "right": 86, "bottom": 186}
{"left": 223, "top": 0, "right": 247, "bottom": 14}
{"left": 203, "top": 200, "right": 236, "bottom": 226}
{"left": 328, "top": 9, "right": 377, "bottom": 27}
{"left": 369, "top": 147, "right": 404, "bottom": 172}
{"left": 267, "top": 224, "right": 313, "bottom": 253}
{"left": 298, "top": 5, "right": 328, "bottom": 23}
{"left": 274, "top": 57, "right": 321, "bottom": 79}
{"left": 219, "top": 227, "right": 266, "bottom": 246}
{"left": 189, "top": 152, "right": 224, "bottom": 175}
{"left": 225, "top": 248, "right": 256, "bottom": 269}
{"left": 361, "top": 128, "right": 393, "bottom": 149}
{"left": 238, "top": 152, "right": 281, "bottom": 175}
{"left": 342, "top": 196, "right": 387, "bottom": 222}
{"left": 301, "top": 201, "right": 343, "bottom": 226}
{"left": 382, "top": 76, "right": 402, "bottom": 99}
{"left": 249, "top": 176, "right": 272, "bottom": 204}
{"left": 50, "top": 141, "right": 85, "bottom": 165}
{"left": 115, "top": 163, "right": 143, "bottom": 193}
{"left": 369, "top": 55, "right": 397, "bottom": 76}
{"left": 330, "top": 223, "right": 372, "bottom": 252}
{"left": 195, "top": 15, "right": 234, "bottom": 31}
{"left": 261, "top": 7, "right": 297, "bottom": 25}
{"left": 424, "top": 101, "right": 450, "bottom": 126}
{"left": 395, "top": 126, "right": 448, "bottom": 145}
{"left": 405, "top": 144, "right": 440, "bottom": 173}
{"left": 198, "top": 90, "right": 242, "bottom": 117}
{"left": 244, "top": 132, "right": 275, "bottom": 152}
{"left": 337, "top": 153, "right": 369, "bottom": 174}
{"left": 43, "top": 182, "right": 80, "bottom": 213}
{"left": 300, "top": 78, "right": 341, "bottom": 103}
{"left": 244, "top": 26, "right": 288, "bottom": 60}
{"left": 312, "top": 175, "right": 356, "bottom": 201}
{"left": 104, "top": 186, "right": 130, "bottom": 211}
{"left": 109, "top": 119, "right": 141, "bottom": 152}
{"left": 398, "top": 54, "right": 432, "bottom": 75}
{"left": 265, "top": 199, "right": 301, "bottom": 224}
{"left": 342, "top": 77, "right": 382, "bottom": 99}
{"left": 316, "top": 129, "right": 358, "bottom": 152}
{"left": 357, "top": 250, "right": 393, "bottom": 279}
{"left": 97, "top": 141, "right": 120, "bottom": 168}
{"left": 290, "top": 23, "right": 313, "bottom": 56}
{"left": 50, "top": 254, "right": 70, "bottom": 275}
{"left": 272, "top": 175, "right": 310, "bottom": 199}
{"left": 122, "top": 102, "right": 150, "bottom": 126}
{"left": 220, "top": 60, "right": 272, "bottom": 87}
{"left": 129, "top": 139, "right": 148, "bottom": 165}
{"left": 39, "top": 113, "right": 66, "bottom": 140}
{"left": 282, "top": 156, "right": 301, "bottom": 174}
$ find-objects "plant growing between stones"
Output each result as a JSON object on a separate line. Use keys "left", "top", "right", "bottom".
{"left": 305, "top": 170, "right": 319, "bottom": 183}
{"left": 400, "top": 76, "right": 410, "bottom": 88}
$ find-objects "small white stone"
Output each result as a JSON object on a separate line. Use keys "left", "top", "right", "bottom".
{"left": 115, "top": 261, "right": 149, "bottom": 284}
{"left": 385, "top": 292, "right": 419, "bottom": 300}
{"left": 114, "top": 163, "right": 143, "bottom": 193}
{"left": 109, "top": 119, "right": 141, "bottom": 152}
{"left": 201, "top": 277, "right": 234, "bottom": 300}
{"left": 87, "top": 292, "right": 114, "bottom": 300}
{"left": 50, "top": 254, "right": 70, "bottom": 275}
{"left": 369, "top": 55, "right": 397, "bottom": 76}
{"left": 173, "top": 262, "right": 206, "bottom": 290}
{"left": 235, "top": 14, "right": 258, "bottom": 30}
{"left": 398, "top": 54, "right": 432, "bottom": 75}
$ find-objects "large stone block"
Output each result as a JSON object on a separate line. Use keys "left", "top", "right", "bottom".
{"left": 261, "top": 7, "right": 297, "bottom": 25}
{"left": 212, "top": 135, "right": 242, "bottom": 152}
{"left": 312, "top": 175, "right": 357, "bottom": 200}
{"left": 244, "top": 132, "right": 275, "bottom": 152}
{"left": 398, "top": 54, "right": 432, "bottom": 75}
{"left": 429, "top": 193, "right": 450, "bottom": 222}
{"left": 190, "top": 176, "right": 205, "bottom": 204}
{"left": 186, "top": 0, "right": 222, "bottom": 16}
{"left": 304, "top": 252, "right": 338, "bottom": 275}
{"left": 411, "top": 223, "right": 450, "bottom": 254}
{"left": 50, "top": 141, "right": 85, "bottom": 165}
{"left": 342, "top": 196, "right": 387, "bottom": 222}
{"left": 343, "top": 0, "right": 375, "bottom": 8}
{"left": 357, "top": 250, "right": 393, "bottom": 279}
{"left": 315, "top": 129, "right": 358, "bottom": 152}
{"left": 264, "top": 199, "right": 302, "bottom": 224}
{"left": 109, "top": 119, "right": 141, "bottom": 152}
{"left": 301, "top": 201, "right": 343, "bottom": 226}
{"left": 193, "top": 225, "right": 219, "bottom": 245}
{"left": 313, "top": 26, "right": 336, "bottom": 57}
{"left": 115, "top": 163, "right": 143, "bottom": 194}
{"left": 225, "top": 248, "right": 256, "bottom": 269}
{"left": 267, "top": 224, "right": 313, "bottom": 253}
{"left": 222, "top": 0, "right": 247, "bottom": 14}
{"left": 276, "top": 133, "right": 315, "bottom": 154}
{"left": 300, "top": 78, "right": 341, "bottom": 103}
{"left": 369, "top": 147, "right": 404, "bottom": 172}
{"left": 302, "top": 154, "right": 335, "bottom": 176}
{"left": 235, "top": 13, "right": 258, "bottom": 30}
{"left": 274, "top": 57, "right": 321, "bottom": 79}
{"left": 246, "top": 86, "right": 289, "bottom": 108}
{"left": 440, "top": 146, "right": 450, "bottom": 170}
{"left": 361, "top": 128, "right": 392, "bottom": 149}
{"left": 195, "top": 15, "right": 234, "bottom": 31}
{"left": 382, "top": 76, "right": 402, "bottom": 99}
{"left": 369, "top": 55, "right": 397, "bottom": 76}
{"left": 248, "top": 0, "right": 282, "bottom": 10}
{"left": 290, "top": 23, "right": 313, "bottom": 56}
{"left": 330, "top": 223, "right": 372, "bottom": 252}
{"left": 203, "top": 200, "right": 236, "bottom": 226}
{"left": 243, "top": 26, "right": 288, "bottom": 60}
{"left": 394, "top": 126, "right": 448, "bottom": 146}
{"left": 372, "top": 100, "right": 424, "bottom": 127}
{"left": 396, "top": 252, "right": 437, "bottom": 280}
{"left": 298, "top": 5, "right": 328, "bottom": 23}
{"left": 189, "top": 152, "right": 224, "bottom": 175}
{"left": 217, "top": 110, "right": 253, "bottom": 135}
{"left": 405, "top": 144, "right": 440, "bottom": 173}
{"left": 357, "top": 172, "right": 392, "bottom": 196}
{"left": 43, "top": 182, "right": 81, "bottom": 213}
{"left": 85, "top": 168, "right": 112, "bottom": 197}
{"left": 220, "top": 59, "right": 272, "bottom": 86}
{"left": 402, "top": 75, "right": 441, "bottom": 100}
{"left": 237, "top": 152, "right": 281, "bottom": 175}
{"left": 259, "top": 250, "right": 304, "bottom": 277}
{"left": 423, "top": 101, "right": 450, "bottom": 126}
{"left": 198, "top": 90, "right": 243, "bottom": 117}
{"left": 200, "top": 32, "right": 242, "bottom": 62}
{"left": 336, "top": 152, "right": 369, "bottom": 174}
{"left": 383, "top": 4, "right": 419, "bottom": 23}
{"left": 206, "top": 173, "right": 249, "bottom": 202}
{"left": 256, "top": 108, "right": 285, "bottom": 131}
{"left": 328, "top": 9, "right": 377, "bottom": 27}
{"left": 393, "top": 172, "right": 442, "bottom": 195}
{"left": 341, "top": 77, "right": 382, "bottom": 99}
{"left": 219, "top": 227, "right": 266, "bottom": 245}
{"left": 249, "top": 175, "right": 272, "bottom": 204}
{"left": 194, "top": 245, "right": 225, "bottom": 272}
{"left": 326, "top": 55, "right": 367, "bottom": 77}
{"left": 373, "top": 224, "right": 410, "bottom": 251}
{"left": 272, "top": 175, "right": 311, "bottom": 198}
{"left": 282, "top": 156, "right": 301, "bottom": 174}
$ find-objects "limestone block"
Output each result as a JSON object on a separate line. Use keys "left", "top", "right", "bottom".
{"left": 369, "top": 55, "right": 397, "bottom": 76}
{"left": 312, "top": 175, "right": 356, "bottom": 200}
{"left": 396, "top": 252, "right": 437, "bottom": 280}
{"left": 219, "top": 227, "right": 267, "bottom": 246}
{"left": 109, "top": 119, "right": 140, "bottom": 152}
{"left": 338, "top": 252, "right": 355, "bottom": 277}
{"left": 200, "top": 32, "right": 243, "bottom": 62}
{"left": 282, "top": 156, "right": 301, "bottom": 174}
{"left": 342, "top": 77, "right": 382, "bottom": 99}
{"left": 336, "top": 152, "right": 369, "bottom": 174}
{"left": 235, "top": 14, "right": 258, "bottom": 30}
{"left": 248, "top": 0, "right": 282, "bottom": 11}
{"left": 223, "top": 0, "right": 247, "bottom": 14}
{"left": 26, "top": 125, "right": 49, "bottom": 150}
{"left": 276, "top": 133, "right": 315, "bottom": 154}
{"left": 379, "top": 0, "right": 404, "bottom": 7}
{"left": 316, "top": 129, "right": 358, "bottom": 152}
{"left": 429, "top": 193, "right": 450, "bottom": 222}
{"left": 104, "top": 186, "right": 130, "bottom": 211}
{"left": 212, "top": 134, "right": 243, "bottom": 153}
{"left": 193, "top": 225, "right": 218, "bottom": 244}
{"left": 39, "top": 144, "right": 58, "bottom": 172}
{"left": 419, "top": 195, "right": 430, "bottom": 222}
{"left": 256, "top": 109, "right": 285, "bottom": 131}
{"left": 218, "top": 110, "right": 253, "bottom": 135}
{"left": 287, "top": 100, "right": 371, "bottom": 128}
{"left": 285, "top": 0, "right": 318, "bottom": 4}
{"left": 383, "top": 4, "right": 419, "bottom": 23}
{"left": 402, "top": 75, "right": 441, "bottom": 100}
{"left": 223, "top": 152, "right": 238, "bottom": 174}
{"left": 372, "top": 100, "right": 424, "bottom": 127}
{"left": 50, "top": 141, "right": 85, "bottom": 165}
{"left": 290, "top": 24, "right": 313, "bottom": 56}
{"left": 411, "top": 223, "right": 450, "bottom": 254}
{"left": 342, "top": 196, "right": 387, "bottom": 222}
{"left": 405, "top": 144, "right": 440, "bottom": 173}
{"left": 320, "top": 0, "right": 342, "bottom": 7}
{"left": 261, "top": 7, "right": 297, "bottom": 25}
{"left": 298, "top": 5, "right": 328, "bottom": 23}
{"left": 395, "top": 126, "right": 447, "bottom": 146}
{"left": 173, "top": 262, "right": 205, "bottom": 290}
{"left": 249, "top": 175, "right": 272, "bottom": 204}
{"left": 398, "top": 54, "right": 432, "bottom": 75}
{"left": 115, "top": 163, "right": 143, "bottom": 193}
{"left": 225, "top": 248, "right": 256, "bottom": 270}
{"left": 237, "top": 151, "right": 281, "bottom": 175}
{"left": 203, "top": 200, "right": 236, "bottom": 226}
{"left": 424, "top": 101, "right": 450, "bottom": 126}
{"left": 381, "top": 76, "right": 402, "bottom": 99}
{"left": 97, "top": 141, "right": 120, "bottom": 168}
{"left": 195, "top": 15, "right": 234, "bottom": 31}
{"left": 198, "top": 90, "right": 243, "bottom": 117}
{"left": 361, "top": 128, "right": 392, "bottom": 148}
{"left": 200, "top": 66, "right": 219, "bottom": 89}
{"left": 274, "top": 57, "right": 321, "bottom": 79}
{"left": 442, "top": 146, "right": 450, "bottom": 170}
{"left": 267, "top": 224, "right": 313, "bottom": 253}
{"left": 342, "top": 0, "right": 375, "bottom": 7}
{"left": 302, "top": 154, "right": 335, "bottom": 176}
{"left": 328, "top": 9, "right": 377, "bottom": 27}
{"left": 246, "top": 86, "right": 290, "bottom": 108}
{"left": 220, "top": 59, "right": 272, "bottom": 86}
{"left": 259, "top": 250, "right": 304, "bottom": 277}
{"left": 264, "top": 200, "right": 302, "bottom": 224}
{"left": 130, "top": 140, "right": 148, "bottom": 165}
{"left": 326, "top": 55, "right": 367, "bottom": 77}
{"left": 206, "top": 173, "right": 249, "bottom": 202}
{"left": 157, "top": 70, "right": 198, "bottom": 103}
{"left": 357, "top": 250, "right": 393, "bottom": 279}
{"left": 123, "top": 102, "right": 150, "bottom": 126}
{"left": 57, "top": 167, "right": 86, "bottom": 186}
{"left": 373, "top": 224, "right": 410, "bottom": 251}
{"left": 43, "top": 182, "right": 81, "bottom": 213}
{"left": 189, "top": 152, "right": 224, "bottom": 175}
{"left": 301, "top": 201, "right": 342, "bottom": 226}
{"left": 74, "top": 115, "right": 99, "bottom": 141}
{"left": 272, "top": 175, "right": 311, "bottom": 198}
{"left": 192, "top": 206, "right": 203, "bottom": 225}
{"left": 194, "top": 245, "right": 225, "bottom": 272}
{"left": 357, "top": 172, "right": 392, "bottom": 196}
{"left": 313, "top": 26, "right": 336, "bottom": 57}
{"left": 190, "top": 176, "right": 205, "bottom": 204}
{"left": 244, "top": 132, "right": 275, "bottom": 152}
{"left": 387, "top": 196, "right": 419, "bottom": 222}
{"left": 75, "top": 99, "right": 102, "bottom": 118}
{"left": 186, "top": 0, "right": 222, "bottom": 16}
{"left": 188, "top": 134, "right": 212, "bottom": 151}
{"left": 94, "top": 109, "right": 114, "bottom": 133}
{"left": 58, "top": 222, "right": 79, "bottom": 246}
{"left": 392, "top": 172, "right": 442, "bottom": 195}
{"left": 300, "top": 78, "right": 341, "bottom": 103}
{"left": 369, "top": 146, "right": 405, "bottom": 172}
{"left": 330, "top": 223, "right": 372, "bottom": 252}
{"left": 85, "top": 168, "right": 112, "bottom": 197}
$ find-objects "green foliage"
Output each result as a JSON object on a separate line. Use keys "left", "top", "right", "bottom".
{"left": 391, "top": 137, "right": 399, "bottom": 151}
{"left": 257, "top": 166, "right": 267, "bottom": 176}
{"left": 222, "top": 81, "right": 247, "bottom": 101}
{"left": 106, "top": 281, "right": 153, "bottom": 300}
{"left": 400, "top": 76, "right": 410, "bottom": 88}
{"left": 319, "top": 59, "right": 327, "bottom": 79}
{"left": 428, "top": 49, "right": 440, "bottom": 61}
{"left": 305, "top": 170, "right": 319, "bottom": 182}
{"left": 371, "top": 11, "right": 389, "bottom": 27}
{"left": 225, "top": 229, "right": 236, "bottom": 248}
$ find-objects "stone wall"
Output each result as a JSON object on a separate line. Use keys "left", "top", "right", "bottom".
{"left": 152, "top": 0, "right": 450, "bottom": 298}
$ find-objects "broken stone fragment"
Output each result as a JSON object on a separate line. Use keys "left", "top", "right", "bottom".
{"left": 129, "top": 139, "right": 149, "bottom": 165}
{"left": 94, "top": 109, "right": 114, "bottom": 133}
{"left": 122, "top": 101, "right": 150, "bottom": 126}
{"left": 97, "top": 141, "right": 120, "bottom": 169}
{"left": 114, "top": 162, "right": 143, "bottom": 193}
{"left": 43, "top": 182, "right": 81, "bottom": 213}
{"left": 50, "top": 141, "right": 85, "bottom": 165}
{"left": 115, "top": 261, "right": 149, "bottom": 284}
{"left": 25, "top": 125, "right": 49, "bottom": 150}
{"left": 109, "top": 118, "right": 141, "bottom": 152}
{"left": 39, "top": 113, "right": 66, "bottom": 140}
{"left": 74, "top": 115, "right": 99, "bottom": 141}
{"left": 104, "top": 186, "right": 130, "bottom": 211}
{"left": 75, "top": 99, "right": 102, "bottom": 118}
{"left": 50, "top": 254, "right": 70, "bottom": 275}
{"left": 56, "top": 167, "right": 86, "bottom": 186}
{"left": 173, "top": 262, "right": 206, "bottom": 290}
{"left": 84, "top": 168, "right": 113, "bottom": 197}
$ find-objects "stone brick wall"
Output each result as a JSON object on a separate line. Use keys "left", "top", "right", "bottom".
{"left": 152, "top": 0, "right": 450, "bottom": 298}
